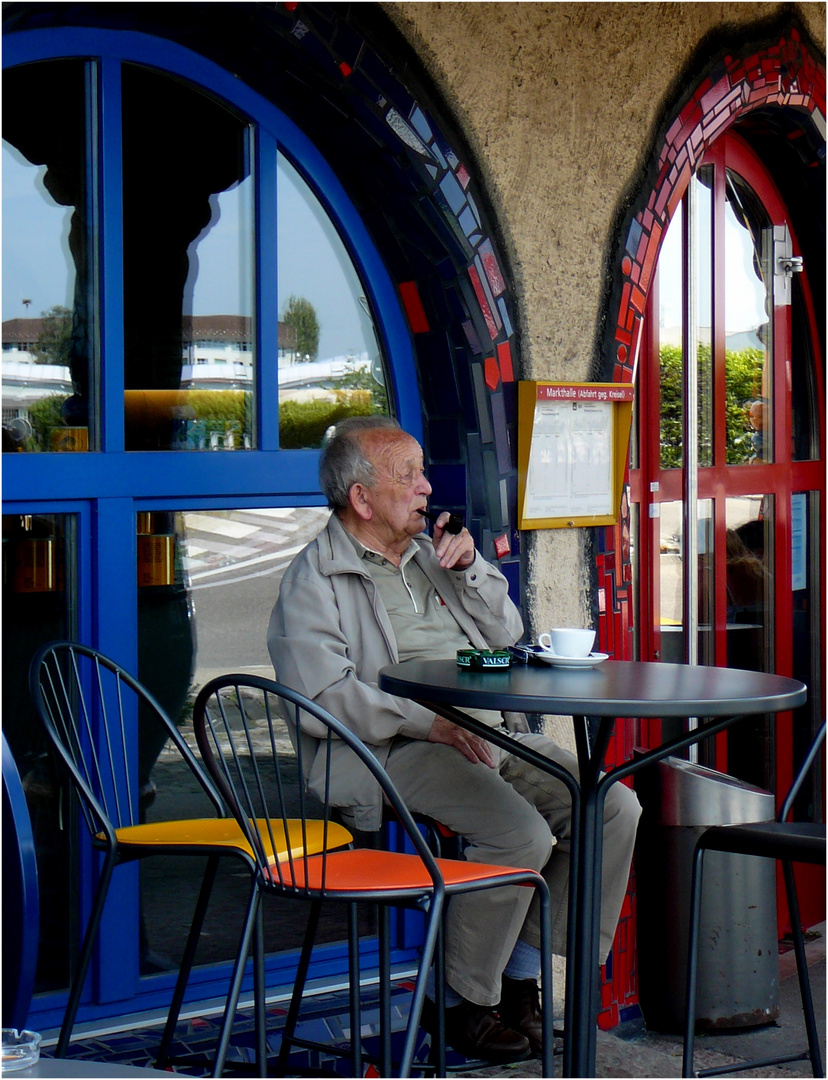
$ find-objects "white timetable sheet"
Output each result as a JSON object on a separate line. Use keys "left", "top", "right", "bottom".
{"left": 524, "top": 399, "right": 613, "bottom": 518}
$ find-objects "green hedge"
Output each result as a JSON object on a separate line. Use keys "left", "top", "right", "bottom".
{"left": 24, "top": 389, "right": 378, "bottom": 451}
{"left": 659, "top": 344, "right": 764, "bottom": 468}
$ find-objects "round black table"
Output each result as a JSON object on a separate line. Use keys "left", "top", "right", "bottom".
{"left": 378, "top": 658, "right": 807, "bottom": 1078}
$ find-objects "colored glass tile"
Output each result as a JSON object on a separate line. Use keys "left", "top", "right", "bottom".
{"left": 625, "top": 218, "right": 643, "bottom": 257}
{"left": 471, "top": 366, "right": 494, "bottom": 443}
{"left": 496, "top": 298, "right": 513, "bottom": 338}
{"left": 430, "top": 140, "right": 447, "bottom": 169}
{"left": 461, "top": 318, "right": 483, "bottom": 356}
{"left": 484, "top": 355, "right": 500, "bottom": 391}
{"left": 494, "top": 533, "right": 510, "bottom": 560}
{"left": 458, "top": 206, "right": 479, "bottom": 237}
{"left": 478, "top": 238, "right": 505, "bottom": 296}
{"left": 496, "top": 341, "right": 514, "bottom": 382}
{"left": 464, "top": 192, "right": 482, "bottom": 227}
{"left": 439, "top": 170, "right": 466, "bottom": 215}
{"left": 473, "top": 254, "right": 502, "bottom": 332}
{"left": 467, "top": 434, "right": 487, "bottom": 515}
{"left": 385, "top": 108, "right": 432, "bottom": 158}
{"left": 409, "top": 106, "right": 433, "bottom": 143}
{"left": 398, "top": 281, "right": 430, "bottom": 333}
{"left": 469, "top": 265, "right": 499, "bottom": 340}
{"left": 491, "top": 392, "right": 511, "bottom": 473}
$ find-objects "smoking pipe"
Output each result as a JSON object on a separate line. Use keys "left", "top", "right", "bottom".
{"left": 418, "top": 508, "right": 464, "bottom": 534}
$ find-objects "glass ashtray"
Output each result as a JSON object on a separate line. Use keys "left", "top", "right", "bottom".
{"left": 1, "top": 1028, "right": 41, "bottom": 1071}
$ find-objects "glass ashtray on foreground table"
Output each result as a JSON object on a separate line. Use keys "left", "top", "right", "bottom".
{"left": 2, "top": 1028, "right": 42, "bottom": 1071}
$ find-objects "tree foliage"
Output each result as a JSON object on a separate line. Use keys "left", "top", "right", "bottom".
{"left": 32, "top": 305, "right": 73, "bottom": 366}
{"left": 659, "top": 343, "right": 765, "bottom": 468}
{"left": 281, "top": 295, "right": 320, "bottom": 361}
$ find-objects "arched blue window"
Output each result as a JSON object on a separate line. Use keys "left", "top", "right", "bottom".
{"left": 3, "top": 27, "right": 421, "bottom": 1028}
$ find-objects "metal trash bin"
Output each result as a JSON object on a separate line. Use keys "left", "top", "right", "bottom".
{"left": 634, "top": 756, "right": 779, "bottom": 1033}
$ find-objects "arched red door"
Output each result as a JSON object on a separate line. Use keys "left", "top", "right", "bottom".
{"left": 631, "top": 130, "right": 824, "bottom": 927}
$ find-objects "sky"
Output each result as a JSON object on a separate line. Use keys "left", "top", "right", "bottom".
{"left": 2, "top": 143, "right": 376, "bottom": 363}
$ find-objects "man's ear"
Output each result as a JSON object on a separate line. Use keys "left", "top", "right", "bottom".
{"left": 348, "top": 482, "right": 373, "bottom": 522}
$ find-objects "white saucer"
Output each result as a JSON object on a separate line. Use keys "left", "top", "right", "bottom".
{"left": 535, "top": 650, "right": 609, "bottom": 669}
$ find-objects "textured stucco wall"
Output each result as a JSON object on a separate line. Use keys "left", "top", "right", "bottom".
{"left": 382, "top": 1, "right": 825, "bottom": 645}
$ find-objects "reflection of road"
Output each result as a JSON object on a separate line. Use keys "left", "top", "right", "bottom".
{"left": 182, "top": 507, "right": 329, "bottom": 685}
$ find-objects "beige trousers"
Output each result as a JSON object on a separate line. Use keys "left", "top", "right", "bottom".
{"left": 384, "top": 731, "right": 642, "bottom": 1007}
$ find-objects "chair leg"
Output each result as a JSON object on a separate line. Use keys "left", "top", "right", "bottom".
{"left": 782, "top": 860, "right": 824, "bottom": 1078}
{"left": 432, "top": 914, "right": 447, "bottom": 1080}
{"left": 212, "top": 881, "right": 260, "bottom": 1079}
{"left": 252, "top": 901, "right": 267, "bottom": 1077}
{"left": 378, "top": 905, "right": 392, "bottom": 1079}
{"left": 348, "top": 903, "right": 363, "bottom": 1077}
{"left": 278, "top": 898, "right": 321, "bottom": 1072}
{"left": 156, "top": 854, "right": 221, "bottom": 1067}
{"left": 400, "top": 893, "right": 444, "bottom": 1079}
{"left": 56, "top": 853, "right": 117, "bottom": 1057}
{"left": 538, "top": 881, "right": 555, "bottom": 1080}
{"left": 682, "top": 844, "right": 706, "bottom": 1079}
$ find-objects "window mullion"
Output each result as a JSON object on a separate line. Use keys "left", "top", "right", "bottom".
{"left": 257, "top": 129, "right": 279, "bottom": 449}
{"left": 98, "top": 55, "right": 125, "bottom": 453}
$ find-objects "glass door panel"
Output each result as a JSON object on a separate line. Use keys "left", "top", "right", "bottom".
{"left": 137, "top": 505, "right": 376, "bottom": 971}
{"left": 658, "top": 201, "right": 683, "bottom": 470}
{"left": 694, "top": 166, "right": 714, "bottom": 468}
{"left": 657, "top": 500, "right": 683, "bottom": 656}
{"left": 2, "top": 512, "right": 78, "bottom": 994}
{"left": 121, "top": 64, "right": 255, "bottom": 452}
{"left": 724, "top": 170, "right": 773, "bottom": 465}
{"left": 276, "top": 154, "right": 390, "bottom": 446}
{"left": 725, "top": 495, "right": 772, "bottom": 673}
{"left": 2, "top": 60, "right": 96, "bottom": 454}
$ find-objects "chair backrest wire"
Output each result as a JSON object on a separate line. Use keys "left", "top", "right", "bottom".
{"left": 30, "top": 641, "right": 226, "bottom": 849}
{"left": 779, "top": 720, "right": 826, "bottom": 824}
{"left": 194, "top": 674, "right": 445, "bottom": 898}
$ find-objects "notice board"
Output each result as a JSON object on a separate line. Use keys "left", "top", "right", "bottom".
{"left": 517, "top": 381, "right": 634, "bottom": 529}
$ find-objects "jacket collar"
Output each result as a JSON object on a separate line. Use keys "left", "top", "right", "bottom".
{"left": 319, "top": 512, "right": 432, "bottom": 577}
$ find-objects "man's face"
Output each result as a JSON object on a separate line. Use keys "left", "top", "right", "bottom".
{"left": 361, "top": 432, "right": 432, "bottom": 547}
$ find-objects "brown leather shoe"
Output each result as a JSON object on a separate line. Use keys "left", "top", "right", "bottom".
{"left": 419, "top": 995, "right": 531, "bottom": 1064}
{"left": 499, "top": 974, "right": 546, "bottom": 1057}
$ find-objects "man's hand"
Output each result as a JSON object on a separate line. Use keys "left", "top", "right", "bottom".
{"left": 427, "top": 715, "right": 496, "bottom": 768}
{"left": 433, "top": 515, "right": 476, "bottom": 570}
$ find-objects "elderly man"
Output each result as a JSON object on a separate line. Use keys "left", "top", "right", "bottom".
{"left": 268, "top": 415, "right": 641, "bottom": 1064}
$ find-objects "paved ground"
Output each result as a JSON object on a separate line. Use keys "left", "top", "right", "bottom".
{"left": 464, "top": 927, "right": 825, "bottom": 1078}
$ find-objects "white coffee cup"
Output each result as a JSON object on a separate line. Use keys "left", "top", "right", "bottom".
{"left": 538, "top": 628, "right": 596, "bottom": 658}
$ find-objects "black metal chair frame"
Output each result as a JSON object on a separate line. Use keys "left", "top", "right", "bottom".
{"left": 28, "top": 641, "right": 262, "bottom": 1065}
{"left": 193, "top": 672, "right": 554, "bottom": 1079}
{"left": 682, "top": 720, "right": 826, "bottom": 1078}
{"left": 2, "top": 732, "right": 40, "bottom": 1031}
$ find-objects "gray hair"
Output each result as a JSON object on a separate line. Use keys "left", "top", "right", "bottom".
{"left": 319, "top": 415, "right": 403, "bottom": 511}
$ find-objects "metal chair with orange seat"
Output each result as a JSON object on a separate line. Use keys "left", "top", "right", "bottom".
{"left": 193, "top": 672, "right": 554, "bottom": 1079}
{"left": 28, "top": 642, "right": 352, "bottom": 1073}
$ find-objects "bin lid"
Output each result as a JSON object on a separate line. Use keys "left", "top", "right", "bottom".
{"left": 655, "top": 756, "right": 775, "bottom": 826}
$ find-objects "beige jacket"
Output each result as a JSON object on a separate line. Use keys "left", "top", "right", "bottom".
{"left": 267, "top": 512, "right": 525, "bottom": 830}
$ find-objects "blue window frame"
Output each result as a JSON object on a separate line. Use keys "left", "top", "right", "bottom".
{"left": 3, "top": 26, "right": 422, "bottom": 1027}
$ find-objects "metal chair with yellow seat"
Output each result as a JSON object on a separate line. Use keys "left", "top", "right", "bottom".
{"left": 28, "top": 642, "right": 352, "bottom": 1073}
{"left": 193, "top": 673, "right": 554, "bottom": 1079}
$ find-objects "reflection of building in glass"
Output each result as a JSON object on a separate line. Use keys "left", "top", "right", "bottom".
{"left": 2, "top": 318, "right": 74, "bottom": 424}
{"left": 3, "top": 315, "right": 376, "bottom": 423}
